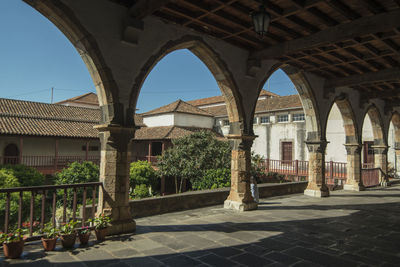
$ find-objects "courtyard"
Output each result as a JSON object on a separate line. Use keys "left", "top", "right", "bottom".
{"left": 1, "top": 184, "right": 399, "bottom": 266}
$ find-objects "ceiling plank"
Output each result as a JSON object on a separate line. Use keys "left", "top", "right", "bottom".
{"left": 129, "top": 0, "right": 174, "bottom": 19}
{"left": 252, "top": 9, "right": 400, "bottom": 60}
{"left": 325, "top": 67, "right": 400, "bottom": 88}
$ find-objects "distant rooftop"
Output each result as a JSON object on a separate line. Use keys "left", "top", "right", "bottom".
{"left": 143, "top": 99, "right": 213, "bottom": 117}
{"left": 187, "top": 90, "right": 279, "bottom": 107}
{"left": 56, "top": 92, "right": 99, "bottom": 109}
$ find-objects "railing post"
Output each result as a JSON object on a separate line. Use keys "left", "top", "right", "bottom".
{"left": 295, "top": 160, "right": 299, "bottom": 179}
{"left": 266, "top": 158, "right": 270, "bottom": 173}
{"left": 330, "top": 161, "right": 334, "bottom": 183}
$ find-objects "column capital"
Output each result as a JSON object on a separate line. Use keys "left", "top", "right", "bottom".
{"left": 305, "top": 140, "right": 328, "bottom": 153}
{"left": 344, "top": 143, "right": 362, "bottom": 155}
{"left": 226, "top": 134, "right": 257, "bottom": 151}
{"left": 371, "top": 145, "right": 389, "bottom": 154}
{"left": 95, "top": 124, "right": 137, "bottom": 152}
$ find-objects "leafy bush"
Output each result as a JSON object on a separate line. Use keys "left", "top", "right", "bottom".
{"left": 158, "top": 131, "right": 231, "bottom": 193}
{"left": 55, "top": 161, "right": 99, "bottom": 208}
{"left": 192, "top": 168, "right": 231, "bottom": 190}
{"left": 1, "top": 164, "right": 45, "bottom": 187}
{"left": 132, "top": 184, "right": 151, "bottom": 199}
{"left": 129, "top": 161, "right": 159, "bottom": 192}
{"left": 0, "top": 169, "right": 40, "bottom": 227}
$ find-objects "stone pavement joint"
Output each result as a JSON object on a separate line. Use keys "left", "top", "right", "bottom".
{"left": 1, "top": 185, "right": 400, "bottom": 266}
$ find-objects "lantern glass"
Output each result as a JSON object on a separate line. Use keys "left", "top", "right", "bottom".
{"left": 252, "top": 6, "right": 271, "bottom": 35}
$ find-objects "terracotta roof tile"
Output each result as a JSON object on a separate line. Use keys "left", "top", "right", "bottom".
{"left": 203, "top": 94, "right": 303, "bottom": 117}
{"left": 134, "top": 126, "right": 223, "bottom": 140}
{"left": 55, "top": 92, "right": 99, "bottom": 106}
{"left": 0, "top": 98, "right": 144, "bottom": 138}
{"left": 187, "top": 90, "right": 279, "bottom": 107}
{"left": 143, "top": 99, "right": 213, "bottom": 117}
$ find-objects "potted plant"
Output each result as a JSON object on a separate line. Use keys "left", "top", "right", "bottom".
{"left": 0, "top": 229, "right": 25, "bottom": 259}
{"left": 59, "top": 220, "right": 78, "bottom": 249}
{"left": 89, "top": 214, "right": 111, "bottom": 241}
{"left": 41, "top": 223, "right": 59, "bottom": 251}
{"left": 77, "top": 226, "right": 91, "bottom": 245}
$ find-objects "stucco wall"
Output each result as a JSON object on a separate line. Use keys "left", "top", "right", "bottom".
{"left": 143, "top": 114, "right": 174, "bottom": 127}
{"left": 326, "top": 104, "right": 347, "bottom": 162}
{"left": 174, "top": 113, "right": 213, "bottom": 129}
{"left": 0, "top": 136, "right": 99, "bottom": 157}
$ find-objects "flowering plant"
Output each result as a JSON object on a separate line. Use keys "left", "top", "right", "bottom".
{"left": 0, "top": 229, "right": 25, "bottom": 243}
{"left": 42, "top": 223, "right": 59, "bottom": 239}
{"left": 78, "top": 226, "right": 91, "bottom": 235}
{"left": 60, "top": 220, "right": 78, "bottom": 235}
{"left": 89, "top": 214, "right": 111, "bottom": 229}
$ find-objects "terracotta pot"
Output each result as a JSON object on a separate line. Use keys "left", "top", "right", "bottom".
{"left": 60, "top": 233, "right": 76, "bottom": 249}
{"left": 95, "top": 228, "right": 107, "bottom": 241}
{"left": 41, "top": 237, "right": 58, "bottom": 251}
{"left": 2, "top": 240, "right": 24, "bottom": 259}
{"left": 78, "top": 232, "right": 91, "bottom": 245}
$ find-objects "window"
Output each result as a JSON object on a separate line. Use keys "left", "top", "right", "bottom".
{"left": 223, "top": 120, "right": 230, "bottom": 126}
{"left": 253, "top": 117, "right": 258, "bottom": 124}
{"left": 281, "top": 142, "right": 293, "bottom": 162}
{"left": 260, "top": 116, "right": 270, "bottom": 124}
{"left": 277, "top": 114, "right": 289, "bottom": 122}
{"left": 293, "top": 113, "right": 305, "bottom": 121}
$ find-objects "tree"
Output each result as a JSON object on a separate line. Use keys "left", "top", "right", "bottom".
{"left": 55, "top": 161, "right": 99, "bottom": 208}
{"left": 129, "top": 161, "right": 159, "bottom": 197}
{"left": 157, "top": 131, "right": 231, "bottom": 193}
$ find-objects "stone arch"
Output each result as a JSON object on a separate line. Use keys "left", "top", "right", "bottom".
{"left": 23, "top": 0, "right": 117, "bottom": 108}
{"left": 331, "top": 97, "right": 360, "bottom": 145}
{"left": 129, "top": 36, "right": 244, "bottom": 133}
{"left": 363, "top": 105, "right": 386, "bottom": 146}
{"left": 256, "top": 63, "right": 322, "bottom": 141}
{"left": 390, "top": 112, "right": 400, "bottom": 146}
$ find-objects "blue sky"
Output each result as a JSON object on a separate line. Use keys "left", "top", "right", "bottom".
{"left": 0, "top": 0, "right": 296, "bottom": 113}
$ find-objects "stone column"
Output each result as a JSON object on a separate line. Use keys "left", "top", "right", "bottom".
{"left": 304, "top": 140, "right": 329, "bottom": 197}
{"left": 395, "top": 144, "right": 400, "bottom": 178}
{"left": 343, "top": 144, "right": 364, "bottom": 191}
{"left": 94, "top": 124, "right": 136, "bottom": 235}
{"left": 372, "top": 145, "right": 389, "bottom": 185}
{"left": 224, "top": 134, "right": 258, "bottom": 211}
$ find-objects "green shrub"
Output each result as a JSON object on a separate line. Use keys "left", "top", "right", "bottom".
{"left": 192, "top": 168, "right": 231, "bottom": 190}
{"left": 0, "top": 169, "right": 40, "bottom": 227}
{"left": 129, "top": 161, "right": 159, "bottom": 192}
{"left": 55, "top": 161, "right": 99, "bottom": 208}
{"left": 1, "top": 164, "right": 45, "bottom": 187}
{"left": 132, "top": 184, "right": 151, "bottom": 199}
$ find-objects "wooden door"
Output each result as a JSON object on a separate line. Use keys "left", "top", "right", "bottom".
{"left": 282, "top": 142, "right": 293, "bottom": 163}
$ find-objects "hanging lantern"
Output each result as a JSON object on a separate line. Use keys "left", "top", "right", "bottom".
{"left": 251, "top": 5, "right": 271, "bottom": 36}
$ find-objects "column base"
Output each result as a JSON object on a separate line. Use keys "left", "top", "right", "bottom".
{"left": 344, "top": 184, "right": 365, "bottom": 191}
{"left": 224, "top": 200, "right": 258, "bottom": 211}
{"left": 107, "top": 219, "right": 136, "bottom": 236}
{"left": 304, "top": 188, "right": 329, "bottom": 198}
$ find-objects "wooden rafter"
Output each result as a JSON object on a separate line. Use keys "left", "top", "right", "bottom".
{"left": 251, "top": 9, "right": 400, "bottom": 60}
{"left": 129, "top": 0, "right": 174, "bottom": 19}
{"left": 325, "top": 68, "right": 400, "bottom": 88}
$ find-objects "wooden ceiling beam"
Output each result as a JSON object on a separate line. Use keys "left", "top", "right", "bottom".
{"left": 251, "top": 9, "right": 400, "bottom": 60}
{"left": 129, "top": 0, "right": 174, "bottom": 19}
{"left": 325, "top": 68, "right": 400, "bottom": 88}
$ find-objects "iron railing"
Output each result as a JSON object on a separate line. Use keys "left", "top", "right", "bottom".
{"left": 0, "top": 182, "right": 102, "bottom": 239}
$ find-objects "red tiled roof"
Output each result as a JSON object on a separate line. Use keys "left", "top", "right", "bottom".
{"left": 55, "top": 92, "right": 99, "bottom": 106}
{"left": 143, "top": 99, "right": 213, "bottom": 117}
{"left": 202, "top": 94, "right": 303, "bottom": 117}
{"left": 187, "top": 90, "right": 279, "bottom": 107}
{"left": 0, "top": 98, "right": 144, "bottom": 138}
{"left": 134, "top": 126, "right": 223, "bottom": 140}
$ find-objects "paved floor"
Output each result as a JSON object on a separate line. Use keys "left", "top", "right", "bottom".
{"left": 1, "top": 185, "right": 400, "bottom": 266}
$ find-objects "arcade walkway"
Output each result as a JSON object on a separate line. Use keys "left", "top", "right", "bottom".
{"left": 2, "top": 184, "right": 400, "bottom": 266}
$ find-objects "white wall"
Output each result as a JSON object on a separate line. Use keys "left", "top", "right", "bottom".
{"left": 326, "top": 104, "right": 347, "bottom": 162}
{"left": 174, "top": 113, "right": 214, "bottom": 128}
{"left": 143, "top": 114, "right": 174, "bottom": 127}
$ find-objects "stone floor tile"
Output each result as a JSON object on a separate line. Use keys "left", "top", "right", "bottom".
{"left": 230, "top": 252, "right": 273, "bottom": 267}
{"left": 160, "top": 254, "right": 202, "bottom": 267}
{"left": 197, "top": 253, "right": 238, "bottom": 267}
